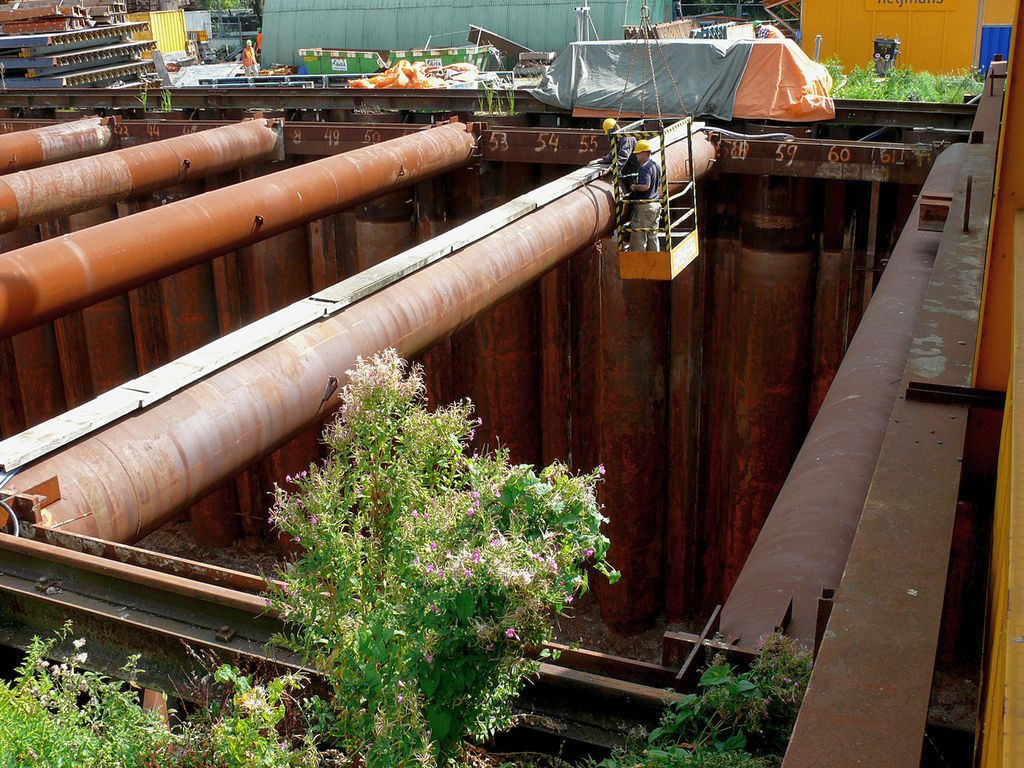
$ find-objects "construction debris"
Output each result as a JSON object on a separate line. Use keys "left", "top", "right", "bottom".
{"left": 0, "top": 0, "right": 155, "bottom": 86}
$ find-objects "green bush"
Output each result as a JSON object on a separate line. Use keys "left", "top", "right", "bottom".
{"left": 826, "top": 58, "right": 984, "bottom": 103}
{"left": 268, "top": 349, "right": 618, "bottom": 767}
{"left": 0, "top": 623, "right": 172, "bottom": 767}
{"left": 589, "top": 634, "right": 812, "bottom": 768}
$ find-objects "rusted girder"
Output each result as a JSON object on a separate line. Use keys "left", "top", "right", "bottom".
{"left": 0, "top": 117, "right": 113, "bottom": 174}
{"left": 719, "top": 143, "right": 967, "bottom": 647}
{"left": 0, "top": 118, "right": 282, "bottom": 233}
{"left": 0, "top": 121, "right": 476, "bottom": 340}
{"left": 3, "top": 132, "right": 716, "bottom": 543}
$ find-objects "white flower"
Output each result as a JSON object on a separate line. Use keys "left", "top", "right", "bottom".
{"left": 74, "top": 652, "right": 87, "bottom": 665}
{"left": 72, "top": 638, "right": 86, "bottom": 650}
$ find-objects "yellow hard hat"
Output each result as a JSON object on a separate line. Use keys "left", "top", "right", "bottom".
{"left": 635, "top": 139, "right": 654, "bottom": 153}
{"left": 602, "top": 118, "right": 617, "bottom": 134}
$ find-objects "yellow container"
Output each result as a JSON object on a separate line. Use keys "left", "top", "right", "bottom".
{"left": 128, "top": 10, "right": 188, "bottom": 59}
{"left": 802, "top": 0, "right": 1015, "bottom": 74}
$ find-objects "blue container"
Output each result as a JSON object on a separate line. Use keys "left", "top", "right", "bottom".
{"left": 979, "top": 25, "right": 1012, "bottom": 73}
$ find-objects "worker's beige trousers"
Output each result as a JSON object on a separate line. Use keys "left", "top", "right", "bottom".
{"left": 629, "top": 201, "right": 663, "bottom": 252}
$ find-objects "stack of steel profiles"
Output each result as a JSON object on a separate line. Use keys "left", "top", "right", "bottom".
{"left": 2, "top": 40, "right": 154, "bottom": 77}
{"left": 3, "top": 58, "right": 154, "bottom": 86}
{"left": 0, "top": 13, "right": 154, "bottom": 86}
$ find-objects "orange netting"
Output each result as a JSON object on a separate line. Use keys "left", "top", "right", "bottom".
{"left": 350, "top": 60, "right": 478, "bottom": 89}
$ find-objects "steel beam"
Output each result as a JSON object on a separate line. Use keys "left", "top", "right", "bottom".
{"left": 1, "top": 131, "right": 716, "bottom": 543}
{"left": 713, "top": 134, "right": 940, "bottom": 184}
{"left": 0, "top": 116, "right": 112, "bottom": 174}
{"left": 0, "top": 120, "right": 476, "bottom": 340}
{"left": 0, "top": 118, "right": 282, "bottom": 233}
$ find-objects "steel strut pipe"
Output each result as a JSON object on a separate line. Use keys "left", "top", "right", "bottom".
{"left": 0, "top": 117, "right": 113, "bottom": 175}
{"left": 719, "top": 143, "right": 968, "bottom": 647}
{"left": 0, "top": 121, "right": 478, "bottom": 340}
{"left": 0, "top": 119, "right": 282, "bottom": 233}
{"left": 7, "top": 132, "right": 717, "bottom": 543}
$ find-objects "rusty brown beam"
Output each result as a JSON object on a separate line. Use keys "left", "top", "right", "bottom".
{"left": 0, "top": 118, "right": 282, "bottom": 233}
{"left": 0, "top": 120, "right": 476, "bottom": 340}
{"left": 0, "top": 116, "right": 113, "bottom": 174}
{"left": 719, "top": 142, "right": 967, "bottom": 647}
{"left": 713, "top": 134, "right": 941, "bottom": 184}
{"left": 3, "top": 131, "right": 716, "bottom": 543}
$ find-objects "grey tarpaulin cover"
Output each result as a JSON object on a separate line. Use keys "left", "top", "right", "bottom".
{"left": 532, "top": 39, "right": 753, "bottom": 121}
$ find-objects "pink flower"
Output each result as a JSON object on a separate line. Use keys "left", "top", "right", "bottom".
{"left": 414, "top": 556, "right": 421, "bottom": 565}
{"left": 426, "top": 564, "right": 435, "bottom": 573}
{"left": 425, "top": 654, "right": 433, "bottom": 664}
{"left": 397, "top": 680, "right": 405, "bottom": 688}
{"left": 598, "top": 464, "right": 606, "bottom": 476}
{"left": 412, "top": 510, "right": 419, "bottom": 519}
{"left": 294, "top": 536, "right": 301, "bottom": 543}
{"left": 471, "top": 549, "right": 481, "bottom": 564}
{"left": 472, "top": 499, "right": 480, "bottom": 508}
{"left": 463, "top": 569, "right": 473, "bottom": 578}
{"left": 397, "top": 694, "right": 404, "bottom": 702}
{"left": 486, "top": 643, "right": 494, "bottom": 651}
{"left": 429, "top": 603, "right": 441, "bottom": 615}
{"left": 564, "top": 595, "right": 574, "bottom": 604}
{"left": 310, "top": 515, "right": 318, "bottom": 526}
{"left": 264, "top": 597, "right": 271, "bottom": 606}
{"left": 490, "top": 538, "right": 501, "bottom": 548}
{"left": 429, "top": 542, "right": 437, "bottom": 551}
{"left": 471, "top": 491, "right": 481, "bottom": 499}
{"left": 466, "top": 508, "right": 476, "bottom": 517}
{"left": 584, "top": 548, "right": 595, "bottom": 558}
{"left": 505, "top": 627, "right": 519, "bottom": 640}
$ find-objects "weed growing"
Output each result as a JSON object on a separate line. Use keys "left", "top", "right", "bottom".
{"left": 825, "top": 58, "right": 983, "bottom": 103}
{"left": 268, "top": 349, "right": 618, "bottom": 766}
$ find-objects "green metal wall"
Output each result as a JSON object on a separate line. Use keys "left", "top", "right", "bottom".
{"left": 263, "top": 0, "right": 671, "bottom": 67}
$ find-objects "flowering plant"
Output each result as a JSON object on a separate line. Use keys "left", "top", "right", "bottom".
{"left": 268, "top": 349, "right": 617, "bottom": 766}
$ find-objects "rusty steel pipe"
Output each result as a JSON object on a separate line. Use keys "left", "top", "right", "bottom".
{"left": 0, "top": 117, "right": 113, "bottom": 174}
{"left": 0, "top": 121, "right": 477, "bottom": 340}
{"left": 0, "top": 119, "right": 282, "bottom": 233}
{"left": 7, "top": 132, "right": 717, "bottom": 543}
{"left": 719, "top": 143, "right": 967, "bottom": 647}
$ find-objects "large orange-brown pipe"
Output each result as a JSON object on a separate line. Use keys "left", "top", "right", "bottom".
{"left": 0, "top": 121, "right": 477, "bottom": 340}
{"left": 0, "top": 119, "right": 282, "bottom": 233}
{"left": 6, "top": 132, "right": 717, "bottom": 543}
{"left": 0, "top": 117, "right": 113, "bottom": 174}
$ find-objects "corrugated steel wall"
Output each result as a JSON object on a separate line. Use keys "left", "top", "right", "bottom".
{"left": 802, "top": 0, "right": 1013, "bottom": 73}
{"left": 262, "top": 0, "right": 670, "bottom": 67}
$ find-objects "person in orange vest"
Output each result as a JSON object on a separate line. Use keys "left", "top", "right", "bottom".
{"left": 256, "top": 28, "right": 263, "bottom": 58}
{"left": 242, "top": 39, "right": 259, "bottom": 79}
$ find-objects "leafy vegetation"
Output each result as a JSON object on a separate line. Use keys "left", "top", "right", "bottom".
{"left": 0, "top": 353, "right": 812, "bottom": 768}
{"left": 825, "top": 58, "right": 983, "bottom": 103}
{"left": 268, "top": 349, "right": 617, "bottom": 767}
{"left": 0, "top": 624, "right": 319, "bottom": 767}
{"left": 588, "top": 634, "right": 812, "bottom": 768}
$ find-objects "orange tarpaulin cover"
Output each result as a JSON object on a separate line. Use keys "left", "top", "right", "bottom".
{"left": 733, "top": 39, "right": 835, "bottom": 122}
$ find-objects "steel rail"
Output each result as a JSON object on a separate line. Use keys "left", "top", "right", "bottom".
{"left": 1, "top": 131, "right": 716, "bottom": 543}
{"left": 0, "top": 530, "right": 681, "bottom": 750}
{"left": 0, "top": 120, "right": 476, "bottom": 340}
{"left": 0, "top": 116, "right": 112, "bottom": 174}
{"left": 0, "top": 118, "right": 282, "bottom": 233}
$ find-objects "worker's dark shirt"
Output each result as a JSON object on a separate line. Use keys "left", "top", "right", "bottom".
{"left": 630, "top": 158, "right": 662, "bottom": 201}
{"left": 601, "top": 135, "right": 637, "bottom": 175}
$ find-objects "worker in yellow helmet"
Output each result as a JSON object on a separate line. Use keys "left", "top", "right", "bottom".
{"left": 627, "top": 138, "right": 663, "bottom": 252}
{"left": 242, "top": 39, "right": 259, "bottom": 79}
{"left": 589, "top": 117, "right": 638, "bottom": 176}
